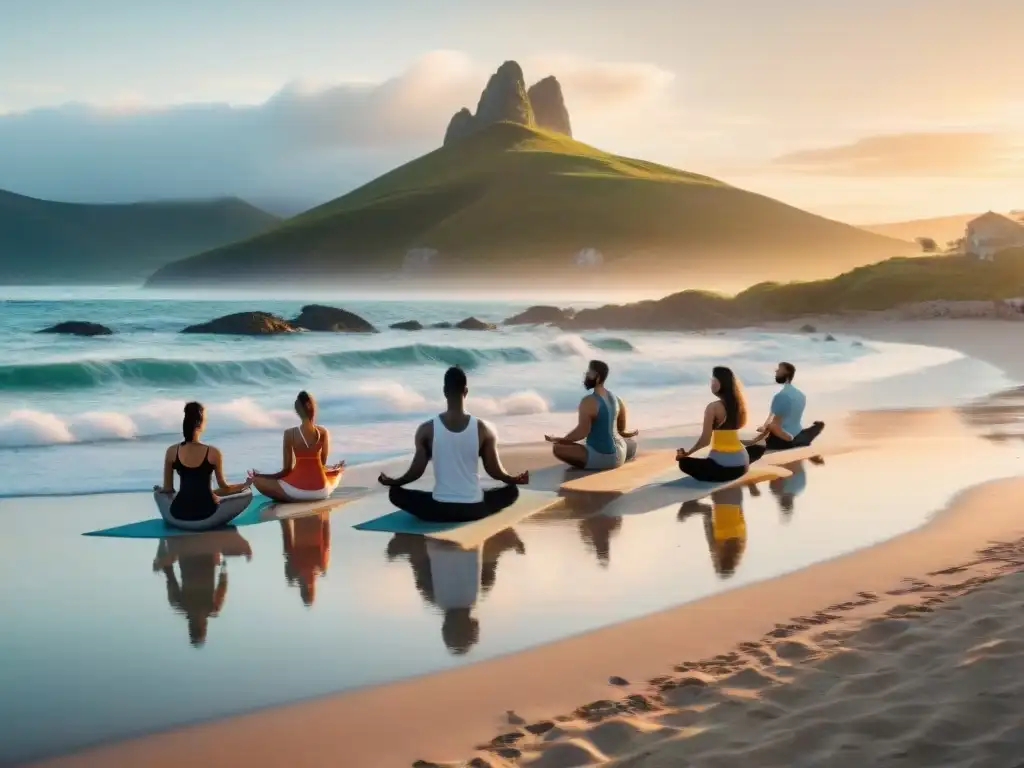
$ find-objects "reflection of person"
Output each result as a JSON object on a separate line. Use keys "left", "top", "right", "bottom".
{"left": 250, "top": 392, "right": 345, "bottom": 502}
{"left": 379, "top": 367, "right": 528, "bottom": 522}
{"left": 385, "top": 528, "right": 525, "bottom": 654}
{"left": 280, "top": 511, "right": 331, "bottom": 606}
{"left": 577, "top": 515, "right": 622, "bottom": 567}
{"left": 770, "top": 461, "right": 808, "bottom": 519}
{"left": 702, "top": 486, "right": 747, "bottom": 578}
{"left": 744, "top": 363, "right": 825, "bottom": 453}
{"left": 153, "top": 530, "right": 253, "bottom": 647}
{"left": 545, "top": 360, "right": 638, "bottom": 470}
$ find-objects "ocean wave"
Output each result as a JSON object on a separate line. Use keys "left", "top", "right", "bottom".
{"left": 0, "top": 385, "right": 551, "bottom": 449}
{"left": 0, "top": 345, "right": 534, "bottom": 392}
{"left": 588, "top": 337, "right": 636, "bottom": 352}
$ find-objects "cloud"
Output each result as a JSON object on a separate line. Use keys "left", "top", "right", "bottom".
{"left": 0, "top": 51, "right": 677, "bottom": 208}
{"left": 771, "top": 131, "right": 1024, "bottom": 177}
{"left": 525, "top": 55, "right": 675, "bottom": 109}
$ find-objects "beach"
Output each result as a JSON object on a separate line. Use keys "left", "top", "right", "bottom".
{"left": 4, "top": 310, "right": 1024, "bottom": 767}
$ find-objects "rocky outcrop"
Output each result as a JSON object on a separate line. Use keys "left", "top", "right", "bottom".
{"left": 503, "top": 305, "right": 573, "bottom": 325}
{"left": 38, "top": 321, "right": 113, "bottom": 336}
{"left": 442, "top": 62, "right": 573, "bottom": 147}
{"left": 431, "top": 322, "right": 454, "bottom": 329}
{"left": 475, "top": 61, "right": 534, "bottom": 129}
{"left": 443, "top": 108, "right": 475, "bottom": 146}
{"left": 290, "top": 305, "right": 377, "bottom": 332}
{"left": 182, "top": 312, "right": 297, "bottom": 335}
{"left": 390, "top": 320, "right": 424, "bottom": 331}
{"left": 527, "top": 77, "right": 572, "bottom": 136}
{"left": 455, "top": 316, "right": 497, "bottom": 331}
{"left": 560, "top": 291, "right": 749, "bottom": 331}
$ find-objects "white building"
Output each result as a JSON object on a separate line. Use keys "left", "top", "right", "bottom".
{"left": 964, "top": 212, "right": 1024, "bottom": 260}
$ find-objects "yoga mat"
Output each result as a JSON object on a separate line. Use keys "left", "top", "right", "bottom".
{"left": 560, "top": 444, "right": 852, "bottom": 497}
{"left": 84, "top": 486, "right": 372, "bottom": 539}
{"left": 354, "top": 489, "right": 562, "bottom": 548}
{"left": 558, "top": 450, "right": 676, "bottom": 495}
{"left": 600, "top": 465, "right": 792, "bottom": 517}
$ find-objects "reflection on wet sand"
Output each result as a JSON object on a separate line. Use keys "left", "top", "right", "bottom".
{"left": 677, "top": 458, "right": 822, "bottom": 577}
{"left": 386, "top": 529, "right": 525, "bottom": 654}
{"left": 703, "top": 486, "right": 747, "bottom": 578}
{"left": 152, "top": 530, "right": 253, "bottom": 647}
{"left": 553, "top": 492, "right": 625, "bottom": 568}
{"left": 280, "top": 511, "right": 332, "bottom": 607}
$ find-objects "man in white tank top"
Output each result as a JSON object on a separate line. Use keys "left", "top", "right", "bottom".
{"left": 378, "top": 367, "right": 529, "bottom": 522}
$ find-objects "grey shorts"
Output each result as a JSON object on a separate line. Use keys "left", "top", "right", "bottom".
{"left": 585, "top": 438, "right": 638, "bottom": 471}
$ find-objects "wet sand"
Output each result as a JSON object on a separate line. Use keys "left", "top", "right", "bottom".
{"left": 25, "top": 318, "right": 1024, "bottom": 768}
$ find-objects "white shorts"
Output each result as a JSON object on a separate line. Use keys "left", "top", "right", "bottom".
{"left": 278, "top": 481, "right": 333, "bottom": 501}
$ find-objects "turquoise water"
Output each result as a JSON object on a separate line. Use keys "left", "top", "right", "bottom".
{"left": 0, "top": 286, "right": 1014, "bottom": 497}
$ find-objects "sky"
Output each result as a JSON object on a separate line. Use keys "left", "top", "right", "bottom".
{"left": 1, "top": 0, "right": 1022, "bottom": 222}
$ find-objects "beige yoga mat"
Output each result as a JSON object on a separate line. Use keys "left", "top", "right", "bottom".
{"left": 598, "top": 464, "right": 792, "bottom": 518}
{"left": 559, "top": 443, "right": 851, "bottom": 496}
{"left": 426, "top": 490, "right": 564, "bottom": 548}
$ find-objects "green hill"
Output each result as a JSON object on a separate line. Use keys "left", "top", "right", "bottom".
{"left": 146, "top": 124, "right": 913, "bottom": 290}
{"left": 558, "top": 248, "right": 1024, "bottom": 330}
{"left": 146, "top": 123, "right": 910, "bottom": 289}
{"left": 0, "top": 190, "right": 280, "bottom": 284}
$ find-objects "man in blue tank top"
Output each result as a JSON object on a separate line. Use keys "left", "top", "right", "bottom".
{"left": 545, "top": 359, "right": 639, "bottom": 470}
{"left": 745, "top": 362, "right": 824, "bottom": 454}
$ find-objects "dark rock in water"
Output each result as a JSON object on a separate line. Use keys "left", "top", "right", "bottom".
{"left": 799, "top": 323, "right": 817, "bottom": 333}
{"left": 456, "top": 316, "right": 497, "bottom": 331}
{"left": 824, "top": 333, "right": 837, "bottom": 342}
{"left": 291, "top": 304, "right": 376, "bottom": 332}
{"left": 527, "top": 76, "right": 572, "bottom": 136}
{"left": 431, "top": 322, "right": 454, "bottom": 329}
{"left": 503, "top": 305, "right": 572, "bottom": 325}
{"left": 609, "top": 676, "right": 630, "bottom": 686}
{"left": 182, "top": 311, "right": 297, "bottom": 335}
{"left": 852, "top": 340, "right": 864, "bottom": 347}
{"left": 443, "top": 108, "right": 475, "bottom": 146}
{"left": 390, "top": 320, "right": 424, "bottom": 331}
{"left": 38, "top": 321, "right": 113, "bottom": 337}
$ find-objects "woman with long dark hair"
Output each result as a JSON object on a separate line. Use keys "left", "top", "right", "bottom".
{"left": 676, "top": 367, "right": 763, "bottom": 482}
{"left": 154, "top": 402, "right": 253, "bottom": 530}
{"left": 249, "top": 391, "right": 345, "bottom": 502}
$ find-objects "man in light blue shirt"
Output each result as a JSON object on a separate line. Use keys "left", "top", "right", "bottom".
{"left": 746, "top": 362, "right": 824, "bottom": 454}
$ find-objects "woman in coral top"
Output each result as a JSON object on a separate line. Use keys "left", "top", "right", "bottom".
{"left": 249, "top": 391, "right": 344, "bottom": 502}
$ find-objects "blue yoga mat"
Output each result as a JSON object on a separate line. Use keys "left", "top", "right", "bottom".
{"left": 84, "top": 500, "right": 265, "bottom": 539}
{"left": 84, "top": 487, "right": 371, "bottom": 539}
{"left": 353, "top": 510, "right": 461, "bottom": 535}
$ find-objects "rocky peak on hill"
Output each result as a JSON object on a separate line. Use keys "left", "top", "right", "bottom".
{"left": 527, "top": 76, "right": 572, "bottom": 136}
{"left": 443, "top": 61, "right": 572, "bottom": 146}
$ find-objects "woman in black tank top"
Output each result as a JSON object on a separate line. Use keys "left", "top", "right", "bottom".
{"left": 154, "top": 402, "right": 252, "bottom": 522}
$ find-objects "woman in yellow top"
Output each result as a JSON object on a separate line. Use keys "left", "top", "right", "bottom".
{"left": 677, "top": 366, "right": 762, "bottom": 482}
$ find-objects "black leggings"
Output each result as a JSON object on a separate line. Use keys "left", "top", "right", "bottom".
{"left": 389, "top": 485, "right": 520, "bottom": 523}
{"left": 763, "top": 422, "right": 825, "bottom": 451}
{"left": 677, "top": 457, "right": 748, "bottom": 483}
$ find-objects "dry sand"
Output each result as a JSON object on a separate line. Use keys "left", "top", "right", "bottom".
{"left": 30, "top": 318, "right": 1024, "bottom": 768}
